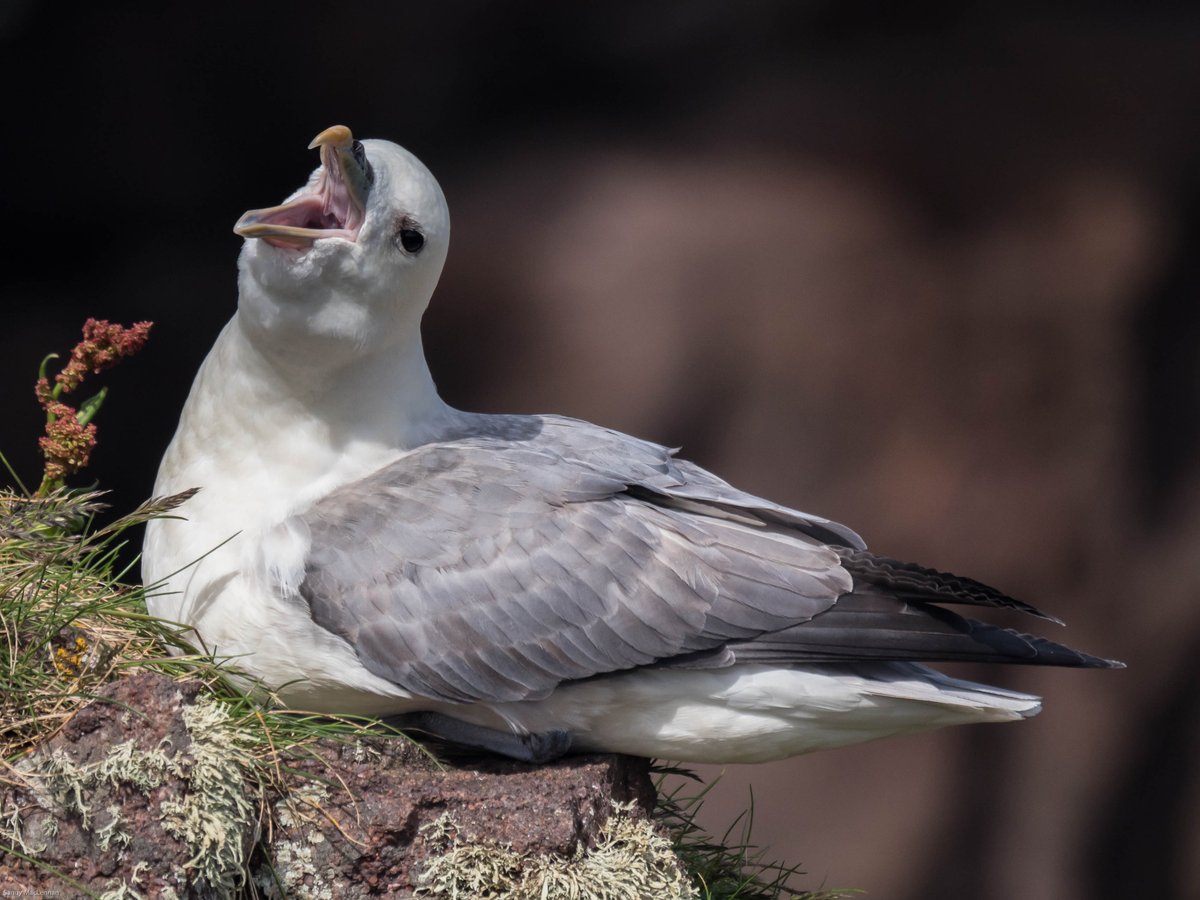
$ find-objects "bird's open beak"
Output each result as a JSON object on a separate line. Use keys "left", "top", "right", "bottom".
{"left": 234, "top": 125, "right": 373, "bottom": 249}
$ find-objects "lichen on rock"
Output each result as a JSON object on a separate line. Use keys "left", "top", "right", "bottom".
{"left": 0, "top": 674, "right": 257, "bottom": 898}
{"left": 416, "top": 802, "right": 697, "bottom": 900}
{"left": 1, "top": 673, "right": 667, "bottom": 898}
{"left": 159, "top": 697, "right": 257, "bottom": 893}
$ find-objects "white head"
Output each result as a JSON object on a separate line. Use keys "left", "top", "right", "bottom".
{"left": 233, "top": 126, "right": 450, "bottom": 371}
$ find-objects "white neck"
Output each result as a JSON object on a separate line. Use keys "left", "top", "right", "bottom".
{"left": 154, "top": 314, "right": 457, "bottom": 515}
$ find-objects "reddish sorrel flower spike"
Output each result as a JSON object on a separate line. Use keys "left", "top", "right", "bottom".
{"left": 36, "top": 318, "right": 154, "bottom": 495}
{"left": 55, "top": 318, "right": 153, "bottom": 394}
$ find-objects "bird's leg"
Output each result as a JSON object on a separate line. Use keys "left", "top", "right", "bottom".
{"left": 385, "top": 711, "right": 573, "bottom": 764}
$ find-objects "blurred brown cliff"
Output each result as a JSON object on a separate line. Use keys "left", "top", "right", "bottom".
{"left": 2, "top": 5, "right": 1198, "bottom": 898}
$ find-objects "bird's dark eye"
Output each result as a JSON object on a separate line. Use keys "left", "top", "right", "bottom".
{"left": 398, "top": 227, "right": 425, "bottom": 254}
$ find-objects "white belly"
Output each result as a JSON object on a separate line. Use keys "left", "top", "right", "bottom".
{"left": 407, "top": 663, "right": 1040, "bottom": 764}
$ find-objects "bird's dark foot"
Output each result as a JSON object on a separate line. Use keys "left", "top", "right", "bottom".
{"left": 521, "top": 727, "right": 573, "bottom": 763}
{"left": 384, "top": 711, "right": 573, "bottom": 763}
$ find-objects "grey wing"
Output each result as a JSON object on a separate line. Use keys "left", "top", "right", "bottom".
{"left": 535, "top": 417, "right": 869, "bottom": 550}
{"left": 292, "top": 415, "right": 854, "bottom": 704}
{"left": 289, "top": 414, "right": 1120, "bottom": 707}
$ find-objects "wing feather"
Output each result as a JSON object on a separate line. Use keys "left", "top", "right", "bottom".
{"left": 291, "top": 413, "right": 1117, "bottom": 705}
{"left": 296, "top": 415, "right": 850, "bottom": 702}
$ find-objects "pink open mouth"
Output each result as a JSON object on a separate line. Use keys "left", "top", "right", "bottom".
{"left": 234, "top": 125, "right": 370, "bottom": 250}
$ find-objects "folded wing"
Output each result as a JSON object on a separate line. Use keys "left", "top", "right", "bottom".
{"left": 290, "top": 414, "right": 1118, "bottom": 705}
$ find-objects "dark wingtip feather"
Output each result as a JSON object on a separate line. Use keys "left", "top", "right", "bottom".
{"left": 839, "top": 549, "right": 1066, "bottom": 624}
{"left": 722, "top": 593, "right": 1125, "bottom": 671}
{"left": 968, "top": 619, "right": 1123, "bottom": 669}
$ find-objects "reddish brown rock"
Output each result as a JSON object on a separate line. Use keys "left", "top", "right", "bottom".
{"left": 261, "top": 736, "right": 656, "bottom": 897}
{"left": 0, "top": 674, "right": 224, "bottom": 897}
{"left": 0, "top": 673, "right": 657, "bottom": 898}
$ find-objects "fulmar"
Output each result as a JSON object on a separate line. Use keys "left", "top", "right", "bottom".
{"left": 142, "top": 125, "right": 1119, "bottom": 764}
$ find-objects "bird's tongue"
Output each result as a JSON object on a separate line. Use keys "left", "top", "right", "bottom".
{"left": 233, "top": 125, "right": 368, "bottom": 249}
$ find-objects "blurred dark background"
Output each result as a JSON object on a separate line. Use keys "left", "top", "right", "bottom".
{"left": 3, "top": 4, "right": 1199, "bottom": 897}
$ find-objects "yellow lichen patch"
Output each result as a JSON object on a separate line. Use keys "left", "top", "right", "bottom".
{"left": 52, "top": 635, "right": 89, "bottom": 677}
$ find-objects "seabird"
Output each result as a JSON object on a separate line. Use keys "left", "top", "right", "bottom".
{"left": 142, "top": 125, "right": 1120, "bottom": 764}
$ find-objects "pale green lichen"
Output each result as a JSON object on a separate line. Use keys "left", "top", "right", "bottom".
{"left": 255, "top": 775, "right": 337, "bottom": 895}
{"left": 3, "top": 694, "right": 257, "bottom": 898}
{"left": 95, "top": 804, "right": 131, "bottom": 852}
{"left": 260, "top": 838, "right": 337, "bottom": 900}
{"left": 96, "top": 737, "right": 179, "bottom": 791}
{"left": 39, "top": 747, "right": 99, "bottom": 824}
{"left": 420, "top": 842, "right": 525, "bottom": 898}
{"left": 0, "top": 802, "right": 44, "bottom": 855}
{"left": 420, "top": 810, "right": 459, "bottom": 846}
{"left": 129, "top": 860, "right": 150, "bottom": 887}
{"left": 158, "top": 696, "right": 256, "bottom": 895}
{"left": 98, "top": 861, "right": 152, "bottom": 900}
{"left": 416, "top": 803, "right": 698, "bottom": 900}
{"left": 273, "top": 778, "right": 329, "bottom": 830}
{"left": 1, "top": 735, "right": 176, "bottom": 850}
{"left": 98, "top": 880, "right": 147, "bottom": 900}
{"left": 28, "top": 733, "right": 179, "bottom": 829}
{"left": 526, "top": 805, "right": 699, "bottom": 900}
